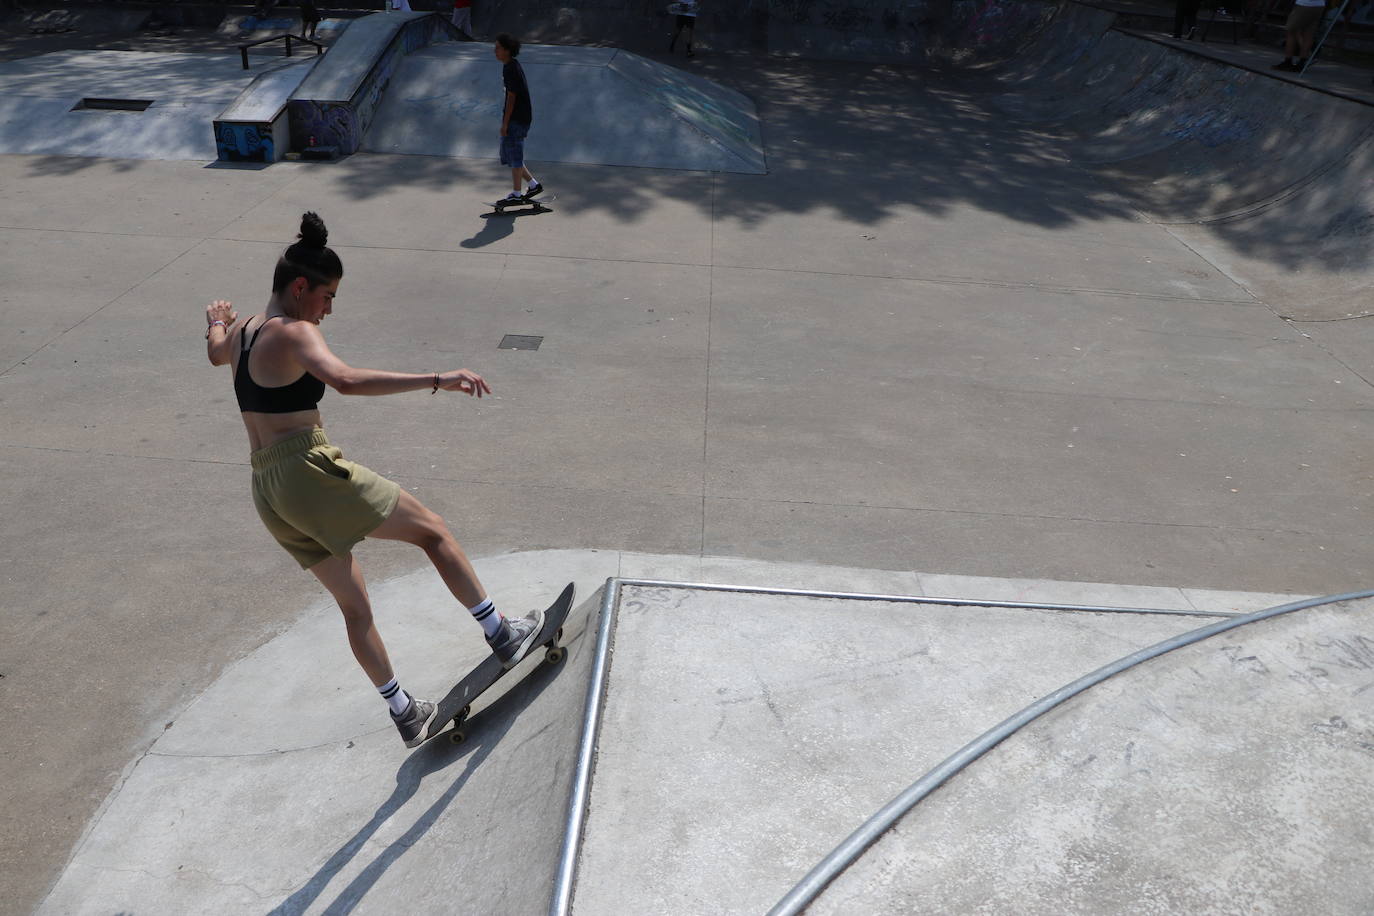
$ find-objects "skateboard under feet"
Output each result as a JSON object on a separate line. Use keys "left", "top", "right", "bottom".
{"left": 424, "top": 581, "right": 576, "bottom": 746}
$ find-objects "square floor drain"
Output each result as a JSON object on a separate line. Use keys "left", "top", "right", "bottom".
{"left": 499, "top": 334, "right": 543, "bottom": 351}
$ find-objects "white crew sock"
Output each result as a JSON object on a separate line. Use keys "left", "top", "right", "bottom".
{"left": 468, "top": 597, "right": 505, "bottom": 639}
{"left": 378, "top": 678, "right": 410, "bottom": 716}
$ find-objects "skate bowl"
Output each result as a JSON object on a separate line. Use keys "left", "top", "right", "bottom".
{"left": 967, "top": 2, "right": 1374, "bottom": 320}
{"left": 360, "top": 43, "right": 766, "bottom": 173}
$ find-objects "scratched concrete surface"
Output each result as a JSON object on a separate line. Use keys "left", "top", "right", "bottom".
{"left": 572, "top": 583, "right": 1227, "bottom": 915}
{"left": 812, "top": 596, "right": 1374, "bottom": 915}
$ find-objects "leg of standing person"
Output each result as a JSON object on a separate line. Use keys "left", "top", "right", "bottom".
{"left": 686, "top": 19, "right": 695, "bottom": 56}
{"left": 670, "top": 15, "right": 684, "bottom": 52}
{"left": 1298, "top": 19, "right": 1318, "bottom": 63}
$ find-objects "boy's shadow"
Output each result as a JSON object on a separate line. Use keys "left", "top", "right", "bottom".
{"left": 268, "top": 653, "right": 569, "bottom": 916}
{"left": 461, "top": 205, "right": 553, "bottom": 249}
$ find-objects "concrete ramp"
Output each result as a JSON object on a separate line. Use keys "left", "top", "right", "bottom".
{"left": 38, "top": 552, "right": 605, "bottom": 915}
{"left": 362, "top": 44, "right": 766, "bottom": 174}
{"left": 0, "top": 50, "right": 311, "bottom": 161}
{"left": 36, "top": 549, "right": 1369, "bottom": 914}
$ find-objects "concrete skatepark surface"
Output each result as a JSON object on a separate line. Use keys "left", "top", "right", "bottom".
{"left": 36, "top": 550, "right": 1374, "bottom": 914}
{"left": 5, "top": 0, "right": 1374, "bottom": 912}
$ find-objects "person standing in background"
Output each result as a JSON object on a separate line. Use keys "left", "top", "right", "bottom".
{"left": 452, "top": 0, "right": 473, "bottom": 39}
{"left": 300, "top": 0, "right": 321, "bottom": 39}
{"left": 668, "top": 0, "right": 698, "bottom": 57}
{"left": 1273, "top": 0, "right": 1326, "bottom": 70}
{"left": 1172, "top": 0, "right": 1200, "bottom": 38}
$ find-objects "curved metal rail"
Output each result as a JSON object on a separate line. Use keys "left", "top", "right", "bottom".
{"left": 767, "top": 588, "right": 1374, "bottom": 916}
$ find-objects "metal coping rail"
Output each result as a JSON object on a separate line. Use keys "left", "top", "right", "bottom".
{"left": 548, "top": 576, "right": 1264, "bottom": 915}
{"left": 767, "top": 588, "right": 1374, "bottom": 916}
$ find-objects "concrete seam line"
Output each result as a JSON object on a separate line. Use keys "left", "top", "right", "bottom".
{"left": 767, "top": 588, "right": 1374, "bottom": 916}
{"left": 550, "top": 578, "right": 621, "bottom": 916}
{"left": 614, "top": 578, "right": 1237, "bottom": 618}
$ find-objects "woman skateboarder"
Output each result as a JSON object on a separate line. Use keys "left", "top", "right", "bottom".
{"left": 204, "top": 212, "right": 544, "bottom": 748}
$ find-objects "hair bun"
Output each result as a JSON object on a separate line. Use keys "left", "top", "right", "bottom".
{"left": 298, "top": 211, "right": 328, "bottom": 249}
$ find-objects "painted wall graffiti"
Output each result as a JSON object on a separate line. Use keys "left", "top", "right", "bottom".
{"left": 288, "top": 100, "right": 357, "bottom": 152}
{"left": 284, "top": 13, "right": 455, "bottom": 155}
{"left": 216, "top": 121, "right": 276, "bottom": 162}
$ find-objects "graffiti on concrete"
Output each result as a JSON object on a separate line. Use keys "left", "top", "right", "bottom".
{"left": 1167, "top": 110, "right": 1257, "bottom": 147}
{"left": 289, "top": 100, "right": 357, "bottom": 152}
{"left": 286, "top": 13, "right": 453, "bottom": 155}
{"left": 216, "top": 121, "right": 275, "bottom": 162}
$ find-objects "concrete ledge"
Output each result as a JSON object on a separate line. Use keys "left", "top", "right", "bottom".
{"left": 213, "top": 55, "right": 317, "bottom": 162}
{"left": 287, "top": 10, "right": 460, "bottom": 156}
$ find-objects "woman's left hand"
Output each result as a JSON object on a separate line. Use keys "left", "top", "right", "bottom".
{"left": 439, "top": 369, "right": 492, "bottom": 397}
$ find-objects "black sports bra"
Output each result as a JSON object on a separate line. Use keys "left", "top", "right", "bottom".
{"left": 234, "top": 316, "right": 327, "bottom": 414}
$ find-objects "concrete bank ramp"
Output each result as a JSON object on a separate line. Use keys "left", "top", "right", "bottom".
{"left": 0, "top": 50, "right": 312, "bottom": 160}
{"left": 361, "top": 44, "right": 765, "bottom": 173}
{"left": 38, "top": 550, "right": 1369, "bottom": 914}
{"left": 38, "top": 551, "right": 607, "bottom": 915}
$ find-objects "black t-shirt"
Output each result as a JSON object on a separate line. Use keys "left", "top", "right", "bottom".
{"left": 503, "top": 59, "right": 533, "bottom": 127}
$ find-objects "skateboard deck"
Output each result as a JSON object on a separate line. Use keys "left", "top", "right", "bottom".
{"left": 424, "top": 581, "right": 576, "bottom": 745}
{"left": 484, "top": 194, "right": 556, "bottom": 214}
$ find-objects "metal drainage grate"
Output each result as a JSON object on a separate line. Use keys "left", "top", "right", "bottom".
{"left": 499, "top": 334, "right": 543, "bottom": 351}
{"left": 72, "top": 98, "right": 154, "bottom": 112}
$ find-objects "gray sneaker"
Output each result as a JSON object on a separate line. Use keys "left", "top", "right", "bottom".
{"left": 391, "top": 694, "right": 438, "bottom": 748}
{"left": 486, "top": 609, "right": 545, "bottom": 669}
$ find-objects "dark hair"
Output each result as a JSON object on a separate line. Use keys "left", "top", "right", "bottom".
{"left": 495, "top": 33, "right": 520, "bottom": 56}
{"left": 272, "top": 211, "right": 343, "bottom": 293}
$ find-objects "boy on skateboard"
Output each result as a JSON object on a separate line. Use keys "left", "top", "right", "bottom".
{"left": 494, "top": 34, "right": 544, "bottom": 203}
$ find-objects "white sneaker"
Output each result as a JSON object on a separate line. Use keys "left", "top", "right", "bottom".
{"left": 504, "top": 191, "right": 524, "bottom": 200}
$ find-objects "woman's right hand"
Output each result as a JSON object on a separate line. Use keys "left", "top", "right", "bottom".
{"left": 438, "top": 369, "right": 492, "bottom": 397}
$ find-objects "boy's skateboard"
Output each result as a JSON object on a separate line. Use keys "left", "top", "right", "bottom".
{"left": 484, "top": 194, "right": 556, "bottom": 214}
{"left": 424, "top": 581, "right": 576, "bottom": 745}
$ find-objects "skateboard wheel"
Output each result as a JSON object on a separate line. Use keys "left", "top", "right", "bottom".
{"left": 545, "top": 646, "right": 565, "bottom": 664}
{"left": 450, "top": 729, "right": 467, "bottom": 746}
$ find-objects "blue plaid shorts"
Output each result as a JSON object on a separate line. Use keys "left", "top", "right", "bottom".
{"left": 499, "top": 121, "right": 529, "bottom": 168}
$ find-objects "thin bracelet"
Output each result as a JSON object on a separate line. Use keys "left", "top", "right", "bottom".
{"left": 431, "top": 373, "right": 439, "bottom": 394}
{"left": 205, "top": 320, "right": 226, "bottom": 339}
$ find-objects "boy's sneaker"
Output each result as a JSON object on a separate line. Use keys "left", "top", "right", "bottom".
{"left": 391, "top": 694, "right": 438, "bottom": 748}
{"left": 1272, "top": 60, "right": 1298, "bottom": 71}
{"left": 486, "top": 608, "right": 545, "bottom": 669}
{"left": 523, "top": 181, "right": 544, "bottom": 199}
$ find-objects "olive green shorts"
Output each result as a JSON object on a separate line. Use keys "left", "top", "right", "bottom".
{"left": 250, "top": 428, "right": 402, "bottom": 569}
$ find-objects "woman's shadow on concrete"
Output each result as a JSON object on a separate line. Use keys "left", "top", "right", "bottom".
{"left": 267, "top": 654, "right": 568, "bottom": 916}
